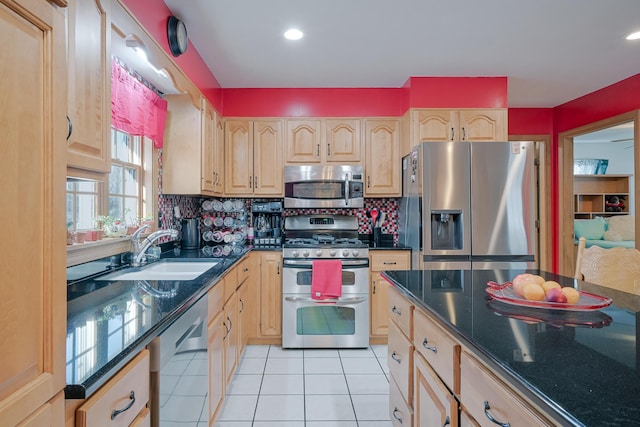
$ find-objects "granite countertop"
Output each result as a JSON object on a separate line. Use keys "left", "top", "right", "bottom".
{"left": 65, "top": 249, "right": 248, "bottom": 399}
{"left": 381, "top": 268, "right": 640, "bottom": 426}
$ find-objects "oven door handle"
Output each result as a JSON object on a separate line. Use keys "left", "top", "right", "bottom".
{"left": 284, "top": 296, "right": 368, "bottom": 305}
{"left": 283, "top": 259, "right": 369, "bottom": 267}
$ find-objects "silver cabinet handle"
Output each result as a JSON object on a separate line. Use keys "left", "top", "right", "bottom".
{"left": 423, "top": 338, "right": 437, "bottom": 353}
{"left": 484, "top": 401, "right": 510, "bottom": 427}
{"left": 66, "top": 116, "right": 73, "bottom": 140}
{"left": 450, "top": 127, "right": 454, "bottom": 141}
{"left": 373, "top": 280, "right": 376, "bottom": 294}
{"left": 391, "top": 351, "right": 401, "bottom": 364}
{"left": 227, "top": 315, "right": 232, "bottom": 331}
{"left": 316, "top": 143, "right": 320, "bottom": 156}
{"left": 327, "top": 143, "right": 331, "bottom": 156}
{"left": 442, "top": 415, "right": 450, "bottom": 427}
{"left": 383, "top": 261, "right": 397, "bottom": 265}
{"left": 392, "top": 306, "right": 401, "bottom": 316}
{"left": 239, "top": 299, "right": 244, "bottom": 313}
{"left": 254, "top": 176, "right": 258, "bottom": 188}
{"left": 392, "top": 407, "right": 403, "bottom": 424}
{"left": 367, "top": 175, "right": 371, "bottom": 188}
{"left": 249, "top": 175, "right": 252, "bottom": 188}
{"left": 462, "top": 126, "right": 466, "bottom": 141}
{"left": 111, "top": 391, "right": 135, "bottom": 420}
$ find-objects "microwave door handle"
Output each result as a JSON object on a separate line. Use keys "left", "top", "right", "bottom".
{"left": 344, "top": 173, "right": 350, "bottom": 206}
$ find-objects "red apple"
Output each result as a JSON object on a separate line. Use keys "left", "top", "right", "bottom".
{"left": 545, "top": 287, "right": 568, "bottom": 303}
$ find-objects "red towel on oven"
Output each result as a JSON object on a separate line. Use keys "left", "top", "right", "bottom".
{"left": 311, "top": 259, "right": 343, "bottom": 300}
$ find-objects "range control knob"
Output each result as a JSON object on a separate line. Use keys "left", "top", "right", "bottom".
{"left": 302, "top": 250, "right": 310, "bottom": 258}
{"left": 342, "top": 249, "right": 350, "bottom": 257}
{"left": 315, "top": 250, "right": 323, "bottom": 257}
{"left": 292, "top": 250, "right": 299, "bottom": 258}
{"left": 352, "top": 249, "right": 360, "bottom": 257}
{"left": 329, "top": 249, "right": 337, "bottom": 257}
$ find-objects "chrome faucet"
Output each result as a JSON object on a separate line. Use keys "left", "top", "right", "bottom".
{"left": 130, "top": 224, "right": 180, "bottom": 267}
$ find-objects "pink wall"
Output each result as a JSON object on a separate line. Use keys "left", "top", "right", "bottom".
{"left": 222, "top": 88, "right": 404, "bottom": 117}
{"left": 405, "top": 77, "right": 508, "bottom": 109}
{"left": 554, "top": 74, "right": 640, "bottom": 133}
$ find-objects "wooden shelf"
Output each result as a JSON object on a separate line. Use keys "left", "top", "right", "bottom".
{"left": 573, "top": 175, "right": 631, "bottom": 219}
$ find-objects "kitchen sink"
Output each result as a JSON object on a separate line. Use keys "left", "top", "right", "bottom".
{"left": 98, "top": 260, "right": 220, "bottom": 281}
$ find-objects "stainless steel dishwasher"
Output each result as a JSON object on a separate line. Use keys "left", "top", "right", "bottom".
{"left": 149, "top": 294, "right": 208, "bottom": 426}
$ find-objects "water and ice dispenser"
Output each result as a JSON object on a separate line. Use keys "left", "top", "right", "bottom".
{"left": 430, "top": 210, "right": 463, "bottom": 250}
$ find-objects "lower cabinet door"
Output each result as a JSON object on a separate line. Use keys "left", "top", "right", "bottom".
{"left": 414, "top": 352, "right": 459, "bottom": 427}
{"left": 387, "top": 320, "right": 414, "bottom": 405}
{"left": 209, "top": 311, "right": 225, "bottom": 424}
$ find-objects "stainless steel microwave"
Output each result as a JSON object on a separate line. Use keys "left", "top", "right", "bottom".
{"left": 284, "top": 165, "right": 364, "bottom": 208}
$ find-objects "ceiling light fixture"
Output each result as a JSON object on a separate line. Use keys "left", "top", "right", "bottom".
{"left": 626, "top": 31, "right": 640, "bottom": 40}
{"left": 284, "top": 28, "right": 303, "bottom": 40}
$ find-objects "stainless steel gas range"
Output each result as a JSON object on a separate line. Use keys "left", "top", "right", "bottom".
{"left": 282, "top": 215, "right": 370, "bottom": 348}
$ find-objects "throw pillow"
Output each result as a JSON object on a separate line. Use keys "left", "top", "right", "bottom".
{"left": 605, "top": 215, "right": 635, "bottom": 241}
{"left": 574, "top": 217, "right": 607, "bottom": 240}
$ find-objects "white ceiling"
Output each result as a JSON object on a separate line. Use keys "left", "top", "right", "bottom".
{"left": 161, "top": 0, "right": 640, "bottom": 108}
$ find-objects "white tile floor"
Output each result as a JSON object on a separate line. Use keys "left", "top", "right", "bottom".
{"left": 214, "top": 345, "right": 392, "bottom": 427}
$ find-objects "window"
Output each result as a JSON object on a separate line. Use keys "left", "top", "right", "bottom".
{"left": 66, "top": 128, "right": 155, "bottom": 233}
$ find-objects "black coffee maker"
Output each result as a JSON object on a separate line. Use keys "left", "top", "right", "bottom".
{"left": 251, "top": 201, "right": 283, "bottom": 247}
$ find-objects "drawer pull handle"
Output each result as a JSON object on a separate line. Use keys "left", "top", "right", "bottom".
{"left": 484, "top": 401, "right": 510, "bottom": 427}
{"left": 442, "top": 415, "right": 451, "bottom": 427}
{"left": 391, "top": 351, "right": 401, "bottom": 364}
{"left": 111, "top": 391, "right": 135, "bottom": 420}
{"left": 392, "top": 407, "right": 403, "bottom": 423}
{"left": 239, "top": 299, "right": 244, "bottom": 313}
{"left": 392, "top": 306, "right": 401, "bottom": 316}
{"left": 423, "top": 338, "right": 437, "bottom": 353}
{"left": 383, "top": 261, "right": 397, "bottom": 265}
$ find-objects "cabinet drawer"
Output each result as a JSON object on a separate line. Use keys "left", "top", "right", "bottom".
{"left": 387, "top": 320, "right": 414, "bottom": 405}
{"left": 224, "top": 265, "right": 238, "bottom": 303}
{"left": 208, "top": 279, "right": 224, "bottom": 319}
{"left": 460, "top": 351, "right": 553, "bottom": 427}
{"left": 76, "top": 350, "right": 150, "bottom": 427}
{"left": 389, "top": 376, "right": 413, "bottom": 427}
{"left": 387, "top": 286, "right": 413, "bottom": 340}
{"left": 414, "top": 308, "right": 460, "bottom": 394}
{"left": 237, "top": 256, "right": 251, "bottom": 285}
{"left": 371, "top": 251, "right": 410, "bottom": 271}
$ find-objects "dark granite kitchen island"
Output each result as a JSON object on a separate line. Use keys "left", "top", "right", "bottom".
{"left": 381, "top": 268, "right": 640, "bottom": 426}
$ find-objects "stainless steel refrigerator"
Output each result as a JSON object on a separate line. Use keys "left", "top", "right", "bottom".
{"left": 398, "top": 141, "right": 537, "bottom": 270}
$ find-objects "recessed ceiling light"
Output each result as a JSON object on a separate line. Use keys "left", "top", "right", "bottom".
{"left": 284, "top": 28, "right": 303, "bottom": 40}
{"left": 626, "top": 31, "right": 640, "bottom": 40}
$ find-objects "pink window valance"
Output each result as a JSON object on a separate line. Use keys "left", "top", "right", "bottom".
{"left": 111, "top": 60, "right": 168, "bottom": 148}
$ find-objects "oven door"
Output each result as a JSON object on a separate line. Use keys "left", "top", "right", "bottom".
{"left": 282, "top": 258, "right": 370, "bottom": 294}
{"left": 282, "top": 295, "right": 369, "bottom": 348}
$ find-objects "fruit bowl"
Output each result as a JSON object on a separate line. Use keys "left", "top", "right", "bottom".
{"left": 487, "top": 300, "right": 613, "bottom": 328}
{"left": 486, "top": 281, "right": 613, "bottom": 311}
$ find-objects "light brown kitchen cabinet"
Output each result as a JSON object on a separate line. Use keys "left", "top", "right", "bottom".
{"left": 67, "top": 0, "right": 112, "bottom": 174}
{"left": 76, "top": 350, "right": 150, "bottom": 426}
{"left": 460, "top": 351, "right": 553, "bottom": 426}
{"left": 364, "top": 119, "right": 401, "bottom": 196}
{"left": 414, "top": 307, "right": 461, "bottom": 394}
{"left": 225, "top": 120, "right": 283, "bottom": 196}
{"left": 223, "top": 292, "right": 239, "bottom": 384}
{"left": 285, "top": 119, "right": 362, "bottom": 164}
{"left": 413, "top": 109, "right": 507, "bottom": 143}
{"left": 370, "top": 250, "right": 410, "bottom": 341}
{"left": 414, "top": 352, "right": 459, "bottom": 427}
{"left": 163, "top": 95, "right": 224, "bottom": 195}
{"left": 208, "top": 309, "right": 225, "bottom": 424}
{"left": 387, "top": 285, "right": 415, "bottom": 425}
{"left": 257, "top": 251, "right": 283, "bottom": 340}
{"left": 0, "top": 1, "right": 67, "bottom": 425}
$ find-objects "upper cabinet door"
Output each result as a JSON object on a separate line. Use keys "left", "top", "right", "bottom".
{"left": 201, "top": 100, "right": 216, "bottom": 193}
{"left": 213, "top": 111, "right": 225, "bottom": 195}
{"left": 365, "top": 119, "right": 400, "bottom": 196}
{"left": 458, "top": 109, "right": 507, "bottom": 142}
{"left": 253, "top": 120, "right": 283, "bottom": 196}
{"left": 67, "top": 0, "right": 111, "bottom": 173}
{"left": 225, "top": 120, "right": 253, "bottom": 194}
{"left": 325, "top": 119, "right": 361, "bottom": 163}
{"left": 285, "top": 120, "right": 322, "bottom": 163}
{"left": 0, "top": 0, "right": 66, "bottom": 425}
{"left": 414, "top": 110, "right": 457, "bottom": 142}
